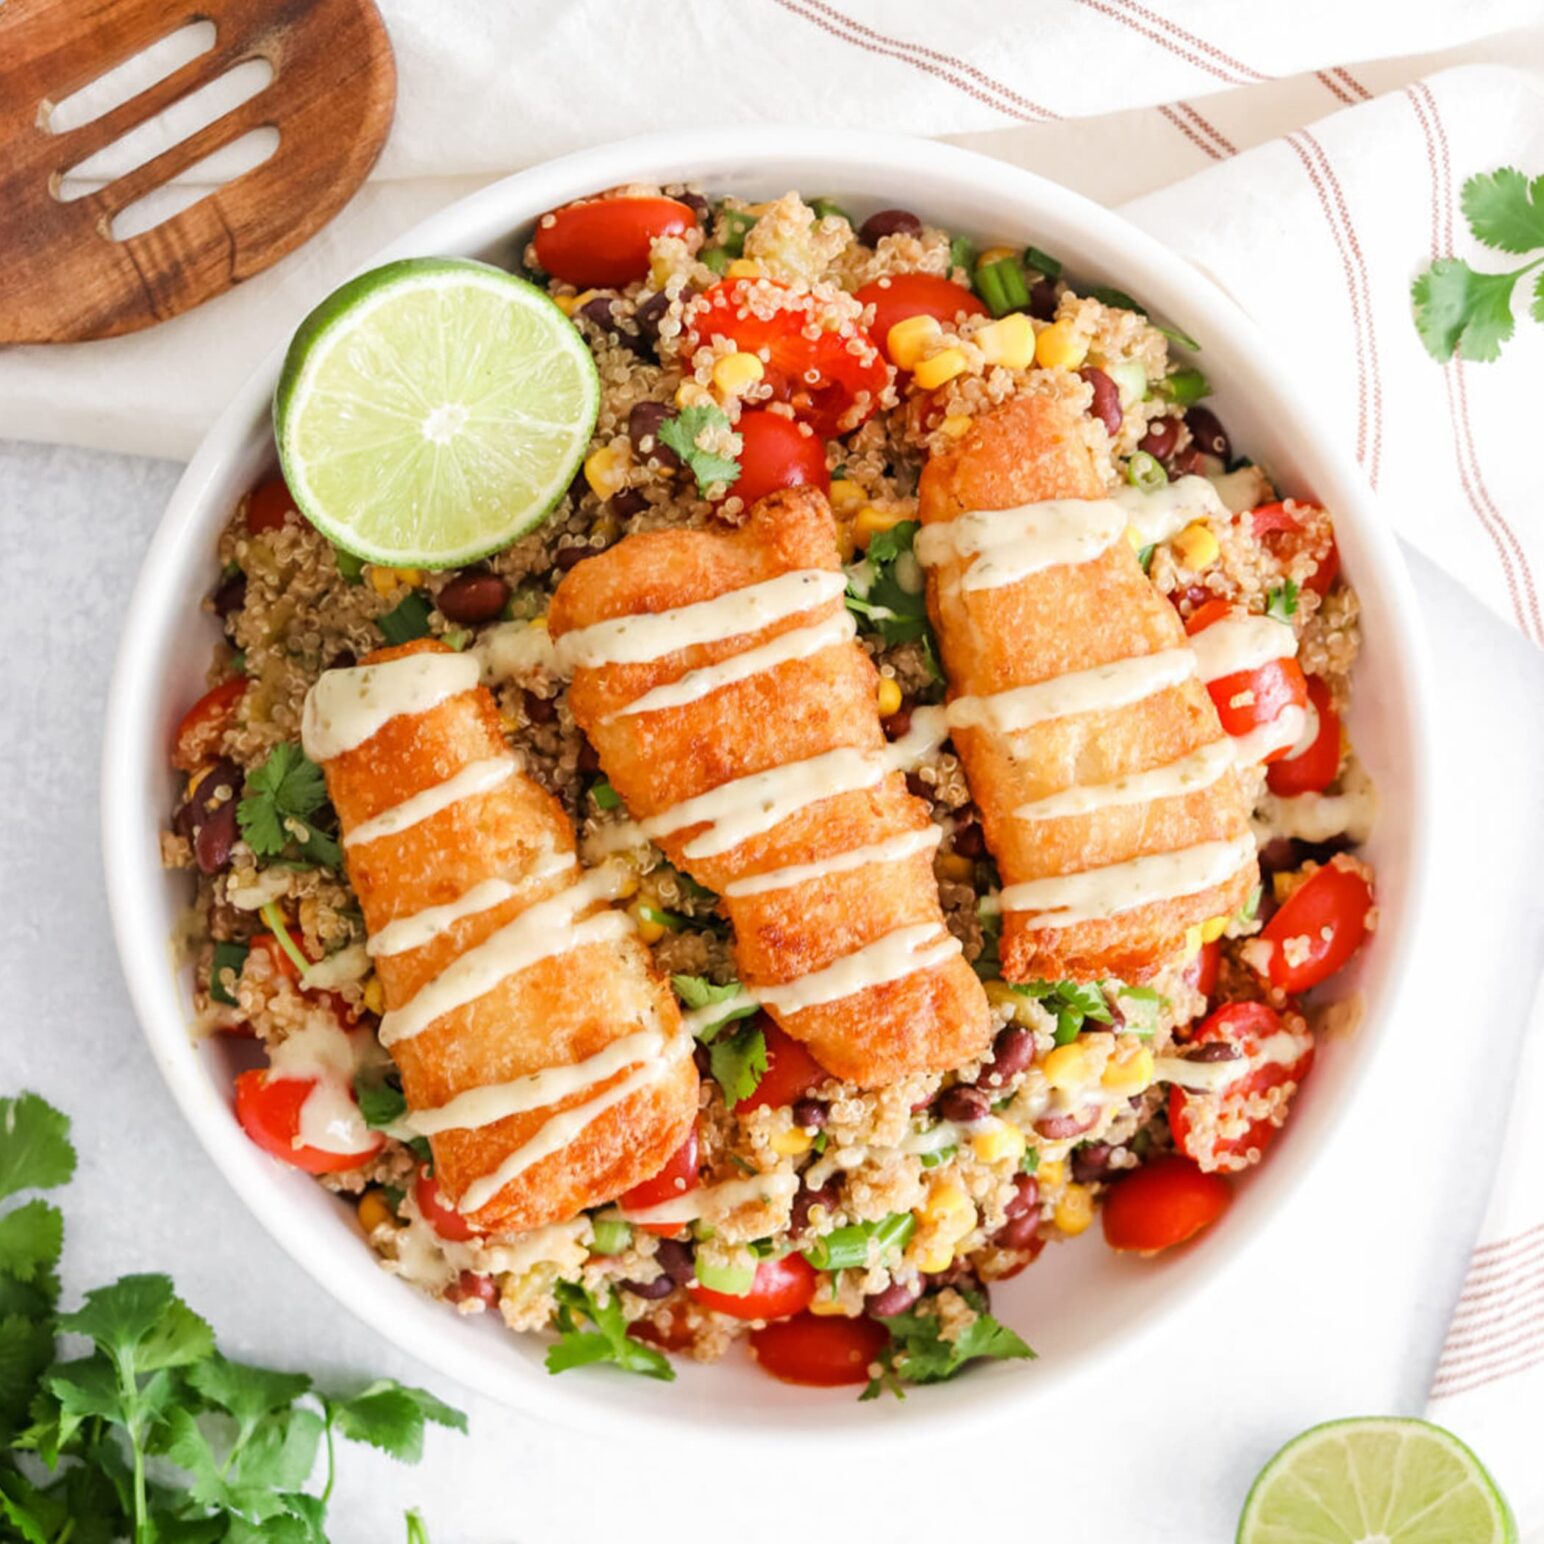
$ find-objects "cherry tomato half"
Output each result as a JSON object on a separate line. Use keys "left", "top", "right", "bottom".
{"left": 686, "top": 279, "right": 888, "bottom": 436}
{"left": 533, "top": 196, "right": 696, "bottom": 289}
{"left": 1250, "top": 502, "right": 1339, "bottom": 597}
{"left": 1258, "top": 857, "right": 1375, "bottom": 993}
{"left": 1266, "top": 675, "right": 1341, "bottom": 797}
{"left": 246, "top": 930, "right": 321, "bottom": 987}
{"left": 689, "top": 1253, "right": 817, "bottom": 1321}
{"left": 731, "top": 409, "right": 830, "bottom": 509}
{"left": 1183, "top": 937, "right": 1222, "bottom": 1001}
{"left": 750, "top": 1312, "right": 890, "bottom": 1386}
{"left": 172, "top": 677, "right": 247, "bottom": 772}
{"left": 234, "top": 1069, "right": 382, "bottom": 1175}
{"left": 1186, "top": 601, "right": 1308, "bottom": 761}
{"left": 736, "top": 1019, "right": 828, "bottom": 1113}
{"left": 416, "top": 1164, "right": 477, "bottom": 1241}
{"left": 244, "top": 475, "right": 296, "bottom": 536}
{"left": 854, "top": 273, "right": 987, "bottom": 365}
{"left": 619, "top": 1125, "right": 700, "bottom": 1235}
{"left": 1101, "top": 1156, "right": 1231, "bottom": 1253}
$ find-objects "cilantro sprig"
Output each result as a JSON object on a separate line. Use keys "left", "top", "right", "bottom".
{"left": 862, "top": 1289, "right": 1033, "bottom": 1400}
{"left": 237, "top": 743, "right": 342, "bottom": 870}
{"left": 1413, "top": 167, "right": 1544, "bottom": 362}
{"left": 0, "top": 1091, "right": 462, "bottom": 1540}
{"left": 657, "top": 404, "right": 742, "bottom": 496}
{"left": 546, "top": 1282, "right": 673, "bottom": 1382}
{"left": 1009, "top": 979, "right": 1114, "bottom": 1045}
{"left": 1265, "top": 578, "right": 1300, "bottom": 623}
{"left": 844, "top": 521, "right": 940, "bottom": 676}
{"left": 671, "top": 975, "right": 765, "bottom": 1104}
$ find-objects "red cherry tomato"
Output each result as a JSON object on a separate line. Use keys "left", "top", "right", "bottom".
{"left": 629, "top": 1316, "right": 695, "bottom": 1353}
{"left": 730, "top": 409, "right": 830, "bottom": 509}
{"left": 234, "top": 1068, "right": 381, "bottom": 1175}
{"left": 246, "top": 930, "right": 320, "bottom": 987}
{"left": 1259, "top": 858, "right": 1375, "bottom": 993}
{"left": 1168, "top": 1002, "right": 1314, "bottom": 1171}
{"left": 1101, "top": 1156, "right": 1231, "bottom": 1253}
{"left": 1186, "top": 601, "right": 1308, "bottom": 761}
{"left": 172, "top": 677, "right": 246, "bottom": 772}
{"left": 1266, "top": 675, "right": 1341, "bottom": 797}
{"left": 736, "top": 1019, "right": 828, "bottom": 1112}
{"left": 619, "top": 1125, "right": 699, "bottom": 1235}
{"left": 1183, "top": 938, "right": 1222, "bottom": 1001}
{"left": 749, "top": 1312, "right": 890, "bottom": 1386}
{"left": 686, "top": 279, "right": 888, "bottom": 436}
{"left": 533, "top": 196, "right": 696, "bottom": 289}
{"left": 689, "top": 1253, "right": 817, "bottom": 1321}
{"left": 416, "top": 1164, "right": 477, "bottom": 1241}
{"left": 447, "top": 1271, "right": 499, "bottom": 1307}
{"left": 853, "top": 273, "right": 987, "bottom": 365}
{"left": 245, "top": 475, "right": 296, "bottom": 535}
{"left": 1249, "top": 502, "right": 1339, "bottom": 597}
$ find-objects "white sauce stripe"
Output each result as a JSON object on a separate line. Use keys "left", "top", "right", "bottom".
{"left": 301, "top": 651, "right": 480, "bottom": 762}
{"left": 755, "top": 924, "right": 962, "bottom": 1015}
{"left": 1000, "top": 833, "right": 1255, "bottom": 929}
{"left": 1112, "top": 475, "right": 1228, "bottom": 547}
{"left": 457, "top": 1034, "right": 692, "bottom": 1215}
{"left": 608, "top": 609, "right": 855, "bottom": 721}
{"left": 1013, "top": 738, "right": 1235, "bottom": 823}
{"left": 408, "top": 1029, "right": 667, "bottom": 1136}
{"left": 948, "top": 649, "right": 1196, "bottom": 736}
{"left": 344, "top": 757, "right": 515, "bottom": 850}
{"left": 1191, "top": 614, "right": 1298, "bottom": 683}
{"left": 1231, "top": 705, "right": 1308, "bottom": 766}
{"left": 1153, "top": 1028, "right": 1312, "bottom": 1095}
{"left": 619, "top": 1168, "right": 800, "bottom": 1228}
{"left": 724, "top": 825, "right": 942, "bottom": 898}
{"left": 554, "top": 569, "right": 847, "bottom": 672}
{"left": 915, "top": 498, "right": 1126, "bottom": 591}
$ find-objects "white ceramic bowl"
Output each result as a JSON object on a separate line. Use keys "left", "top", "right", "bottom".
{"left": 102, "top": 128, "right": 1434, "bottom": 1442}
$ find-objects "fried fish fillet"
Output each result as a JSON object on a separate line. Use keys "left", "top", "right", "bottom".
{"left": 304, "top": 639, "right": 697, "bottom": 1236}
{"left": 549, "top": 488, "right": 990, "bottom": 1087}
{"left": 918, "top": 394, "right": 1256, "bottom": 983}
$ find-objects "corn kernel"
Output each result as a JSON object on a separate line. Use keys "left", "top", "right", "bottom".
{"left": 1274, "top": 869, "right": 1310, "bottom": 904}
{"left": 185, "top": 763, "right": 216, "bottom": 800}
{"left": 939, "top": 414, "right": 974, "bottom": 438}
{"left": 367, "top": 565, "right": 401, "bottom": 596}
{"left": 362, "top": 974, "right": 385, "bottom": 1016}
{"left": 771, "top": 1127, "right": 814, "bottom": 1157}
{"left": 834, "top": 522, "right": 857, "bottom": 564}
{"left": 1042, "top": 1041, "right": 1099, "bottom": 1091}
{"left": 936, "top": 851, "right": 974, "bottom": 884}
{"left": 913, "top": 348, "right": 968, "bottom": 390}
{"left": 853, "top": 504, "right": 908, "bottom": 548}
{"left": 1101, "top": 1041, "right": 1155, "bottom": 1096}
{"left": 357, "top": 1188, "right": 397, "bottom": 1234}
{"left": 628, "top": 899, "right": 666, "bottom": 944}
{"left": 1125, "top": 525, "right": 1145, "bottom": 552}
{"left": 807, "top": 1289, "right": 857, "bottom": 1317}
{"left": 912, "top": 1242, "right": 955, "bottom": 1274}
{"left": 1173, "top": 522, "right": 1221, "bottom": 570}
{"left": 675, "top": 379, "right": 715, "bottom": 409}
{"left": 1053, "top": 1185, "right": 1095, "bottom": 1236}
{"left": 978, "top": 244, "right": 1018, "bottom": 267}
{"left": 876, "top": 677, "right": 904, "bottom": 717}
{"left": 919, "top": 1178, "right": 975, "bottom": 1231}
{"left": 551, "top": 293, "right": 580, "bottom": 316}
{"left": 1037, "top": 1158, "right": 1067, "bottom": 1191}
{"left": 971, "top": 1119, "right": 1027, "bottom": 1165}
{"left": 887, "top": 314, "right": 943, "bottom": 370}
{"left": 726, "top": 258, "right": 763, "bottom": 279}
{"left": 984, "top": 979, "right": 1037, "bottom": 1028}
{"left": 1181, "top": 924, "right": 1203, "bottom": 961}
{"left": 975, "top": 313, "right": 1036, "bottom": 371}
{"left": 527, "top": 615, "right": 548, "bottom": 632}
{"left": 583, "top": 445, "right": 631, "bottom": 500}
{"left": 711, "top": 350, "right": 765, "bottom": 396}
{"left": 1200, "top": 913, "right": 1229, "bottom": 944}
{"left": 1035, "top": 320, "right": 1088, "bottom": 371}
{"left": 828, "top": 478, "right": 867, "bottom": 515}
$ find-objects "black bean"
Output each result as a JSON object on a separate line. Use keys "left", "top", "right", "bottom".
{"left": 1184, "top": 1042, "right": 1243, "bottom": 1064}
{"left": 654, "top": 1238, "right": 696, "bottom": 1287}
{"left": 791, "top": 1098, "right": 828, "bottom": 1131}
{"left": 993, "top": 1211, "right": 1041, "bottom": 1251}
{"left": 621, "top": 1274, "right": 675, "bottom": 1300}
{"left": 677, "top": 191, "right": 710, "bottom": 223}
{"left": 1004, "top": 1172, "right": 1039, "bottom": 1219}
{"left": 864, "top": 1279, "right": 921, "bottom": 1317}
{"left": 1078, "top": 367, "right": 1123, "bottom": 438}
{"left": 577, "top": 737, "right": 601, "bottom": 774}
{"left": 609, "top": 488, "right": 647, "bottom": 520}
{"left": 1029, "top": 278, "right": 1060, "bottom": 321}
{"left": 859, "top": 209, "right": 923, "bottom": 245}
{"left": 633, "top": 290, "right": 672, "bottom": 348}
{"left": 554, "top": 544, "right": 591, "bottom": 572}
{"left": 905, "top": 772, "right": 932, "bottom": 802}
{"left": 979, "top": 1026, "right": 1034, "bottom": 1090}
{"left": 952, "top": 818, "right": 986, "bottom": 859}
{"left": 1185, "top": 405, "right": 1230, "bottom": 463}
{"left": 211, "top": 572, "right": 246, "bottom": 623}
{"left": 327, "top": 648, "right": 357, "bottom": 671}
{"left": 1138, "top": 416, "right": 1181, "bottom": 462}
{"left": 938, "top": 1084, "right": 992, "bottom": 1124}
{"left": 1071, "top": 1142, "right": 1114, "bottom": 1184}
{"left": 789, "top": 1181, "right": 839, "bottom": 1237}
{"left": 522, "top": 690, "right": 556, "bottom": 726}
{"left": 628, "top": 401, "right": 683, "bottom": 470}
{"left": 437, "top": 572, "right": 510, "bottom": 625}
{"left": 578, "top": 292, "right": 624, "bottom": 332}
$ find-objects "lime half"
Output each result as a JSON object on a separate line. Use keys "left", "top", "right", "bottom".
{"left": 1238, "top": 1418, "right": 1516, "bottom": 1544}
{"left": 275, "top": 257, "right": 599, "bottom": 569}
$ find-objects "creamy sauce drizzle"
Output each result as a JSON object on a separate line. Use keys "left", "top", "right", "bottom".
{"left": 268, "top": 1016, "right": 381, "bottom": 1156}
{"left": 999, "top": 833, "right": 1255, "bottom": 927}
{"left": 948, "top": 649, "right": 1197, "bottom": 735}
{"left": 915, "top": 498, "right": 1127, "bottom": 590}
{"left": 1153, "top": 1028, "right": 1312, "bottom": 1094}
{"left": 302, "top": 652, "right": 479, "bottom": 761}
{"left": 344, "top": 757, "right": 515, "bottom": 849}
{"left": 618, "top": 1169, "right": 800, "bottom": 1228}
{"left": 1232, "top": 705, "right": 1308, "bottom": 766}
{"left": 1013, "top": 737, "right": 1235, "bottom": 822}
{"left": 1112, "top": 475, "right": 1228, "bottom": 546}
{"left": 1191, "top": 614, "right": 1298, "bottom": 682}
{"left": 755, "top": 924, "right": 962, "bottom": 1015}
{"left": 723, "top": 825, "right": 942, "bottom": 898}
{"left": 1253, "top": 759, "right": 1378, "bottom": 845}
{"left": 554, "top": 569, "right": 847, "bottom": 671}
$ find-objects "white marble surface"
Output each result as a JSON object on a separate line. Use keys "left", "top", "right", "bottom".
{"left": 6, "top": 435, "right": 1544, "bottom": 1541}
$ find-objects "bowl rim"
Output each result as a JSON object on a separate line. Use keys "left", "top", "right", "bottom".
{"left": 101, "top": 125, "right": 1437, "bottom": 1445}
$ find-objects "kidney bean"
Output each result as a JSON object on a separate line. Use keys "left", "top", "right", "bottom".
{"left": 979, "top": 1026, "right": 1035, "bottom": 1091}
{"left": 860, "top": 208, "right": 923, "bottom": 244}
{"left": 677, "top": 191, "right": 710, "bottom": 223}
{"left": 993, "top": 1211, "right": 1042, "bottom": 1251}
{"left": 952, "top": 818, "right": 986, "bottom": 859}
{"left": 864, "top": 1279, "right": 921, "bottom": 1317}
{"left": 1138, "top": 415, "right": 1181, "bottom": 462}
{"left": 555, "top": 544, "right": 593, "bottom": 573}
{"left": 905, "top": 772, "right": 933, "bottom": 802}
{"left": 1071, "top": 1142, "right": 1114, "bottom": 1184}
{"left": 1169, "top": 444, "right": 1207, "bottom": 477}
{"left": 789, "top": 1181, "right": 839, "bottom": 1237}
{"left": 211, "top": 572, "right": 246, "bottom": 624}
{"left": 194, "top": 800, "right": 238, "bottom": 875}
{"left": 884, "top": 700, "right": 915, "bottom": 742}
{"left": 179, "top": 759, "right": 242, "bottom": 874}
{"left": 1078, "top": 367, "right": 1123, "bottom": 438}
{"left": 654, "top": 1238, "right": 696, "bottom": 1286}
{"left": 446, "top": 1270, "right": 498, "bottom": 1307}
{"left": 578, "top": 291, "right": 624, "bottom": 332}
{"left": 1185, "top": 405, "right": 1230, "bottom": 462}
{"left": 1033, "top": 1108, "right": 1099, "bottom": 1141}
{"left": 1184, "top": 1042, "right": 1244, "bottom": 1064}
{"left": 633, "top": 290, "right": 672, "bottom": 349}
{"left": 1004, "top": 1172, "right": 1039, "bottom": 1219}
{"left": 437, "top": 572, "right": 510, "bottom": 625}
{"left": 628, "top": 401, "right": 683, "bottom": 470}
{"left": 522, "top": 690, "right": 556, "bottom": 726}
{"left": 791, "top": 1098, "right": 828, "bottom": 1130}
{"left": 610, "top": 488, "right": 647, "bottom": 520}
{"left": 924, "top": 1261, "right": 987, "bottom": 1302}
{"left": 621, "top": 1273, "right": 676, "bottom": 1300}
{"left": 577, "top": 737, "right": 601, "bottom": 774}
{"left": 938, "top": 1084, "right": 992, "bottom": 1124}
{"left": 327, "top": 649, "right": 357, "bottom": 671}
{"left": 1029, "top": 278, "right": 1060, "bottom": 321}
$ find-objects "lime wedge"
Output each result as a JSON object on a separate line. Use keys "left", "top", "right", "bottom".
{"left": 1238, "top": 1418, "right": 1516, "bottom": 1544}
{"left": 274, "top": 257, "right": 599, "bottom": 569}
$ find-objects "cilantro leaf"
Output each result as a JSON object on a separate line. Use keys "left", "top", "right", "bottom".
{"left": 1461, "top": 166, "right": 1544, "bottom": 255}
{"left": 1411, "top": 258, "right": 1523, "bottom": 363}
{"left": 185, "top": 1354, "right": 312, "bottom": 1429}
{"left": 0, "top": 1094, "right": 76, "bottom": 1203}
{"left": 1010, "top": 979, "right": 1112, "bottom": 1045}
{"left": 1265, "top": 579, "right": 1300, "bottom": 623}
{"left": 862, "top": 1290, "right": 1033, "bottom": 1399}
{"left": 355, "top": 1076, "right": 408, "bottom": 1131}
{"left": 0, "top": 1315, "right": 55, "bottom": 1438}
{"left": 657, "top": 405, "right": 742, "bottom": 496}
{"left": 0, "top": 1201, "right": 62, "bottom": 1284}
{"left": 546, "top": 1282, "right": 674, "bottom": 1381}
{"left": 1112, "top": 984, "right": 1168, "bottom": 1036}
{"left": 671, "top": 974, "right": 758, "bottom": 1030}
{"left": 705, "top": 1021, "right": 768, "bottom": 1105}
{"left": 58, "top": 1274, "right": 214, "bottom": 1374}
{"left": 845, "top": 521, "right": 936, "bottom": 655}
{"left": 329, "top": 1380, "right": 467, "bottom": 1462}
{"left": 1534, "top": 268, "right": 1544, "bottom": 324}
{"left": 237, "top": 744, "right": 341, "bottom": 869}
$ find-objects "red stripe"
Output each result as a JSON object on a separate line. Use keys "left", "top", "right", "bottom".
{"left": 770, "top": 0, "right": 1057, "bottom": 121}
{"left": 1460, "top": 1228, "right": 1544, "bottom": 1286}
{"left": 1433, "top": 1320, "right": 1544, "bottom": 1389}
{"left": 1175, "top": 101, "right": 1237, "bottom": 157}
{"left": 1470, "top": 1219, "right": 1544, "bottom": 1261}
{"left": 1072, "top": 0, "right": 1253, "bottom": 85}
{"left": 1441, "top": 1282, "right": 1544, "bottom": 1357}
{"left": 1431, "top": 1345, "right": 1544, "bottom": 1402}
{"left": 1333, "top": 66, "right": 1373, "bottom": 102}
{"left": 1157, "top": 104, "right": 1227, "bottom": 162}
{"left": 1455, "top": 1259, "right": 1544, "bottom": 1316}
{"left": 1103, "top": 0, "right": 1269, "bottom": 81}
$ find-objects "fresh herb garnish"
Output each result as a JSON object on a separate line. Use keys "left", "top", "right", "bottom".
{"left": 672, "top": 976, "right": 766, "bottom": 1103}
{"left": 862, "top": 1289, "right": 1033, "bottom": 1399}
{"left": 546, "top": 1281, "right": 674, "bottom": 1381}
{"left": 354, "top": 1076, "right": 407, "bottom": 1131}
{"left": 1265, "top": 579, "right": 1300, "bottom": 622}
{"left": 1412, "top": 167, "right": 1544, "bottom": 362}
{"left": 237, "top": 742, "right": 342, "bottom": 869}
{"left": 209, "top": 940, "right": 249, "bottom": 1007}
{"left": 844, "top": 520, "right": 936, "bottom": 660}
{"left": 378, "top": 590, "right": 434, "bottom": 645}
{"left": 1010, "top": 980, "right": 1113, "bottom": 1045}
{"left": 657, "top": 404, "right": 742, "bottom": 496}
{"left": 0, "top": 1091, "right": 462, "bottom": 1539}
{"left": 803, "top": 1213, "right": 916, "bottom": 1272}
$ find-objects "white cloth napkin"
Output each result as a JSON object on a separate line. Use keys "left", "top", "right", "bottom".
{"left": 8, "top": 0, "right": 1544, "bottom": 1525}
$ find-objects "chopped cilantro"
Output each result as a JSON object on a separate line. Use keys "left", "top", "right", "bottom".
{"left": 1010, "top": 979, "right": 1113, "bottom": 1045}
{"left": 657, "top": 404, "right": 742, "bottom": 496}
{"left": 802, "top": 1213, "right": 915, "bottom": 1272}
{"left": 354, "top": 1076, "right": 407, "bottom": 1132}
{"left": 844, "top": 520, "right": 937, "bottom": 659}
{"left": 1265, "top": 579, "right": 1300, "bottom": 623}
{"left": 209, "top": 940, "right": 249, "bottom": 1007}
{"left": 236, "top": 743, "right": 341, "bottom": 870}
{"left": 546, "top": 1282, "right": 673, "bottom": 1382}
{"left": 672, "top": 976, "right": 765, "bottom": 1103}
{"left": 862, "top": 1289, "right": 1033, "bottom": 1399}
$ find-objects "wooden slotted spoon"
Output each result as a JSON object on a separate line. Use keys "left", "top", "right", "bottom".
{"left": 0, "top": 0, "right": 396, "bottom": 343}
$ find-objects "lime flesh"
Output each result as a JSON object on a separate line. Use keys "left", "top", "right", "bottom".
{"left": 274, "top": 257, "right": 598, "bottom": 569}
{"left": 1238, "top": 1418, "right": 1517, "bottom": 1544}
